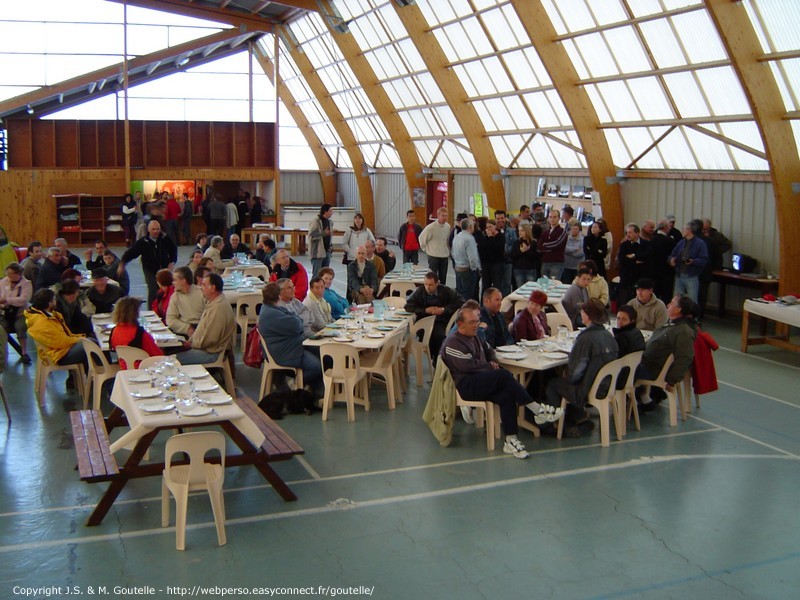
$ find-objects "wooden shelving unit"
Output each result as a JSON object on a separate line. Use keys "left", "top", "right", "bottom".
{"left": 55, "top": 194, "right": 126, "bottom": 246}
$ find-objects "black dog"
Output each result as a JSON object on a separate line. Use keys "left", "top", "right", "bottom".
{"left": 258, "top": 389, "right": 318, "bottom": 420}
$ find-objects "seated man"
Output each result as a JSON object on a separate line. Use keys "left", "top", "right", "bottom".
{"left": 36, "top": 246, "right": 67, "bottom": 290}
{"left": 303, "top": 276, "right": 333, "bottom": 333}
{"left": 84, "top": 239, "right": 117, "bottom": 271}
{"left": 276, "top": 278, "right": 313, "bottom": 338}
{"left": 54, "top": 237, "right": 82, "bottom": 269}
{"left": 270, "top": 249, "right": 308, "bottom": 300}
{"left": 479, "top": 287, "right": 512, "bottom": 348}
{"left": 255, "top": 235, "right": 277, "bottom": 266}
{"left": 258, "top": 282, "right": 322, "bottom": 392}
{"left": 21, "top": 241, "right": 43, "bottom": 286}
{"left": 166, "top": 266, "right": 205, "bottom": 338}
{"left": 25, "top": 288, "right": 86, "bottom": 371}
{"left": 440, "top": 302, "right": 564, "bottom": 459}
{"left": 346, "top": 245, "right": 378, "bottom": 304}
{"left": 55, "top": 279, "right": 94, "bottom": 338}
{"left": 100, "top": 250, "right": 129, "bottom": 295}
{"left": 545, "top": 299, "right": 619, "bottom": 437}
{"left": 0, "top": 262, "right": 33, "bottom": 364}
{"left": 405, "top": 271, "right": 463, "bottom": 359}
{"left": 176, "top": 273, "right": 235, "bottom": 365}
{"left": 363, "top": 239, "right": 386, "bottom": 284}
{"left": 220, "top": 233, "right": 253, "bottom": 260}
{"left": 319, "top": 267, "right": 350, "bottom": 319}
{"left": 202, "top": 235, "right": 235, "bottom": 273}
{"left": 85, "top": 269, "right": 124, "bottom": 314}
{"left": 636, "top": 295, "right": 699, "bottom": 411}
{"left": 375, "top": 237, "right": 396, "bottom": 272}
{"left": 613, "top": 305, "right": 646, "bottom": 358}
{"left": 627, "top": 278, "right": 668, "bottom": 331}
{"left": 561, "top": 267, "right": 592, "bottom": 328}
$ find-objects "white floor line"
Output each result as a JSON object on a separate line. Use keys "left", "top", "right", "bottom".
{"left": 1, "top": 453, "right": 796, "bottom": 554}
{"left": 294, "top": 455, "right": 321, "bottom": 480}
{"left": 0, "top": 426, "right": 723, "bottom": 519}
{"left": 688, "top": 413, "right": 799, "bottom": 458}
{"left": 717, "top": 345, "right": 800, "bottom": 371}
{"left": 717, "top": 379, "right": 800, "bottom": 409}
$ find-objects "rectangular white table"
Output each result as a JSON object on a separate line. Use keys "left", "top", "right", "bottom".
{"left": 741, "top": 299, "right": 800, "bottom": 353}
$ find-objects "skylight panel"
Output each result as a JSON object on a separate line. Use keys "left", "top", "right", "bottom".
{"left": 473, "top": 100, "right": 499, "bottom": 131}
{"left": 603, "top": 26, "right": 652, "bottom": 74}
{"left": 417, "top": 72, "right": 446, "bottom": 104}
{"left": 398, "top": 39, "right": 427, "bottom": 72}
{"left": 638, "top": 19, "right": 686, "bottom": 69}
{"left": 750, "top": 0, "right": 800, "bottom": 53}
{"left": 399, "top": 109, "right": 425, "bottom": 137}
{"left": 592, "top": 80, "right": 641, "bottom": 122}
{"left": 437, "top": 140, "right": 474, "bottom": 169}
{"left": 527, "top": 135, "right": 560, "bottom": 168}
{"left": 550, "top": 0, "right": 597, "bottom": 33}
{"left": 653, "top": 128, "right": 698, "bottom": 169}
{"left": 504, "top": 50, "right": 541, "bottom": 89}
{"left": 683, "top": 127, "right": 735, "bottom": 170}
{"left": 662, "top": 71, "right": 709, "bottom": 118}
{"left": 603, "top": 128, "right": 633, "bottom": 167}
{"left": 727, "top": 146, "right": 768, "bottom": 171}
{"left": 433, "top": 105, "right": 462, "bottom": 136}
{"left": 695, "top": 67, "right": 751, "bottom": 115}
{"left": 452, "top": 65, "right": 480, "bottom": 97}
{"left": 768, "top": 59, "right": 800, "bottom": 112}
{"left": 625, "top": 77, "right": 674, "bottom": 120}
{"left": 383, "top": 79, "right": 416, "bottom": 109}
{"left": 480, "top": 8, "right": 518, "bottom": 52}
{"left": 717, "top": 122, "right": 765, "bottom": 153}
{"left": 488, "top": 135, "right": 516, "bottom": 166}
{"left": 523, "top": 91, "right": 561, "bottom": 128}
{"left": 438, "top": 23, "right": 477, "bottom": 62}
{"left": 584, "top": 0, "right": 629, "bottom": 24}
{"left": 560, "top": 39, "right": 591, "bottom": 80}
{"left": 573, "top": 33, "right": 619, "bottom": 78}
{"left": 413, "top": 140, "right": 437, "bottom": 165}
{"left": 671, "top": 11, "right": 728, "bottom": 64}
{"left": 503, "top": 96, "right": 534, "bottom": 129}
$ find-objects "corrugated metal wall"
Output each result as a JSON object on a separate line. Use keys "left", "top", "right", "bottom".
{"left": 280, "top": 171, "right": 324, "bottom": 205}
{"left": 335, "top": 171, "right": 410, "bottom": 240}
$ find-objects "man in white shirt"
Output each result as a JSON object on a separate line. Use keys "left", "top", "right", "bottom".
{"left": 418, "top": 207, "right": 451, "bottom": 285}
{"left": 303, "top": 276, "right": 333, "bottom": 333}
{"left": 166, "top": 266, "right": 205, "bottom": 337}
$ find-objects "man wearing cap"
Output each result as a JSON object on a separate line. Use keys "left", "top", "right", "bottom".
{"left": 85, "top": 269, "right": 123, "bottom": 314}
{"left": 627, "top": 278, "right": 668, "bottom": 331}
{"left": 545, "top": 298, "right": 618, "bottom": 437}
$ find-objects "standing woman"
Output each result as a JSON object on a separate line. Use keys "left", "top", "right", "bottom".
{"left": 561, "top": 219, "right": 585, "bottom": 283}
{"left": 341, "top": 212, "right": 374, "bottom": 266}
{"left": 595, "top": 218, "right": 613, "bottom": 274}
{"left": 583, "top": 221, "right": 608, "bottom": 278}
{"left": 510, "top": 223, "right": 538, "bottom": 287}
{"left": 121, "top": 193, "right": 138, "bottom": 248}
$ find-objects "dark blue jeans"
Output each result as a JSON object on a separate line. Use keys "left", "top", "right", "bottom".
{"left": 456, "top": 269, "right": 478, "bottom": 301}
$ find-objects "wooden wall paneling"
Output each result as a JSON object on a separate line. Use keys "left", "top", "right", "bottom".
{"left": 31, "top": 120, "right": 56, "bottom": 167}
{"left": 8, "top": 120, "right": 32, "bottom": 168}
{"left": 233, "top": 122, "right": 254, "bottom": 167}
{"left": 190, "top": 122, "right": 212, "bottom": 167}
{"left": 55, "top": 121, "right": 79, "bottom": 168}
{"left": 168, "top": 122, "right": 189, "bottom": 167}
{"left": 144, "top": 121, "right": 167, "bottom": 168}
{"left": 97, "top": 121, "right": 117, "bottom": 168}
{"left": 254, "top": 123, "right": 275, "bottom": 168}
{"left": 212, "top": 122, "right": 233, "bottom": 167}
{"left": 78, "top": 122, "right": 99, "bottom": 168}
{"left": 126, "top": 121, "right": 144, "bottom": 168}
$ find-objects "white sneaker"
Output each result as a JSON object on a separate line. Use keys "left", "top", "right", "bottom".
{"left": 533, "top": 404, "right": 565, "bottom": 425}
{"left": 460, "top": 406, "right": 475, "bottom": 425}
{"left": 503, "top": 437, "right": 529, "bottom": 459}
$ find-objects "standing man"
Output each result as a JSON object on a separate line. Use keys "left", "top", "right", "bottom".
{"left": 537, "top": 209, "right": 567, "bottom": 278}
{"left": 208, "top": 193, "right": 227, "bottom": 237}
{"left": 451, "top": 218, "right": 481, "bottom": 301}
{"left": 665, "top": 214, "right": 683, "bottom": 244}
{"left": 418, "top": 207, "right": 451, "bottom": 285}
{"left": 699, "top": 218, "right": 732, "bottom": 316}
{"left": 651, "top": 219, "right": 677, "bottom": 303}
{"left": 494, "top": 210, "right": 517, "bottom": 297}
{"left": 440, "top": 302, "right": 563, "bottom": 459}
{"left": 163, "top": 193, "right": 181, "bottom": 245}
{"left": 397, "top": 210, "right": 422, "bottom": 265}
{"left": 308, "top": 203, "right": 334, "bottom": 277}
{"left": 640, "top": 219, "right": 656, "bottom": 242}
{"left": 177, "top": 273, "right": 234, "bottom": 366}
{"left": 668, "top": 221, "right": 708, "bottom": 303}
{"left": 119, "top": 220, "right": 178, "bottom": 304}
{"left": 616, "top": 223, "right": 652, "bottom": 306}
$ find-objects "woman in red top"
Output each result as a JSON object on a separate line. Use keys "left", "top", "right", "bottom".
{"left": 109, "top": 296, "right": 163, "bottom": 369}
{"left": 150, "top": 269, "right": 175, "bottom": 323}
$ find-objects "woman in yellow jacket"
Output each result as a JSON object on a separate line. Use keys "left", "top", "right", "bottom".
{"left": 24, "top": 288, "right": 86, "bottom": 366}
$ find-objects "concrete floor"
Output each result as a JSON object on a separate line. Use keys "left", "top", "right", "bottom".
{"left": 0, "top": 246, "right": 798, "bottom": 599}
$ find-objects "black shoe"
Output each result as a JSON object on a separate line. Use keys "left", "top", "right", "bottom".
{"left": 639, "top": 401, "right": 658, "bottom": 413}
{"left": 21, "top": 353, "right": 32, "bottom": 365}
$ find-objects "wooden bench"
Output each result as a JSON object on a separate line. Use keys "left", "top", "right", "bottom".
{"left": 233, "top": 392, "right": 304, "bottom": 461}
{"left": 70, "top": 410, "right": 119, "bottom": 483}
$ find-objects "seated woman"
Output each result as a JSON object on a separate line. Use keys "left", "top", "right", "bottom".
{"left": 151, "top": 269, "right": 174, "bottom": 323}
{"left": 193, "top": 265, "right": 211, "bottom": 287}
{"left": 24, "top": 288, "right": 86, "bottom": 368}
{"left": 319, "top": 267, "right": 350, "bottom": 319}
{"left": 511, "top": 290, "right": 550, "bottom": 342}
{"left": 579, "top": 259, "right": 609, "bottom": 307}
{"left": 187, "top": 249, "right": 204, "bottom": 274}
{"left": 109, "top": 296, "right": 163, "bottom": 369}
{"left": 613, "top": 305, "right": 645, "bottom": 358}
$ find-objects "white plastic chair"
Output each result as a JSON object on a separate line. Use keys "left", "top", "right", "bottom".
{"left": 454, "top": 388, "right": 501, "bottom": 451}
{"left": 242, "top": 266, "right": 269, "bottom": 281}
{"left": 360, "top": 329, "right": 405, "bottom": 409}
{"left": 33, "top": 341, "right": 86, "bottom": 406}
{"left": 445, "top": 310, "right": 459, "bottom": 336}
{"left": 513, "top": 299, "right": 529, "bottom": 316}
{"left": 556, "top": 359, "right": 621, "bottom": 446}
{"left": 320, "top": 343, "right": 368, "bottom": 422}
{"left": 114, "top": 345, "right": 150, "bottom": 370}
{"left": 403, "top": 315, "right": 435, "bottom": 387}
{"left": 81, "top": 338, "right": 120, "bottom": 411}
{"left": 383, "top": 296, "right": 407, "bottom": 310}
{"left": 258, "top": 332, "right": 304, "bottom": 401}
{"left": 387, "top": 281, "right": 417, "bottom": 298}
{"left": 138, "top": 355, "right": 182, "bottom": 370}
{"left": 546, "top": 311, "right": 574, "bottom": 333}
{"left": 200, "top": 350, "right": 236, "bottom": 397}
{"left": 614, "top": 350, "right": 644, "bottom": 436}
{"left": 634, "top": 354, "right": 685, "bottom": 427}
{"left": 234, "top": 292, "right": 262, "bottom": 353}
{"left": 161, "top": 431, "right": 226, "bottom": 551}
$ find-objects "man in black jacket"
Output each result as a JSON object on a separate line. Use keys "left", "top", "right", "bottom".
{"left": 404, "top": 272, "right": 463, "bottom": 359}
{"left": 119, "top": 220, "right": 177, "bottom": 304}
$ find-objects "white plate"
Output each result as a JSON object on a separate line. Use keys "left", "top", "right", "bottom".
{"left": 497, "top": 351, "right": 527, "bottom": 360}
{"left": 148, "top": 324, "right": 168, "bottom": 331}
{"left": 189, "top": 372, "right": 210, "bottom": 379}
{"left": 333, "top": 336, "right": 353, "bottom": 342}
{"left": 178, "top": 405, "right": 213, "bottom": 417}
{"left": 204, "top": 395, "right": 233, "bottom": 406}
{"left": 542, "top": 352, "right": 568, "bottom": 360}
{"left": 139, "top": 401, "right": 174, "bottom": 413}
{"left": 522, "top": 339, "right": 545, "bottom": 347}
{"left": 195, "top": 382, "right": 219, "bottom": 392}
{"left": 131, "top": 389, "right": 163, "bottom": 399}
{"left": 367, "top": 332, "right": 384, "bottom": 338}
{"left": 496, "top": 345, "right": 519, "bottom": 352}
{"left": 129, "top": 375, "right": 150, "bottom": 383}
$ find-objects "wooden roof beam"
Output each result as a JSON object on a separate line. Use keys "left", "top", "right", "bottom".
{"left": 706, "top": 0, "right": 800, "bottom": 295}
{"left": 391, "top": 2, "right": 506, "bottom": 210}
{"left": 108, "top": 0, "right": 279, "bottom": 30}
